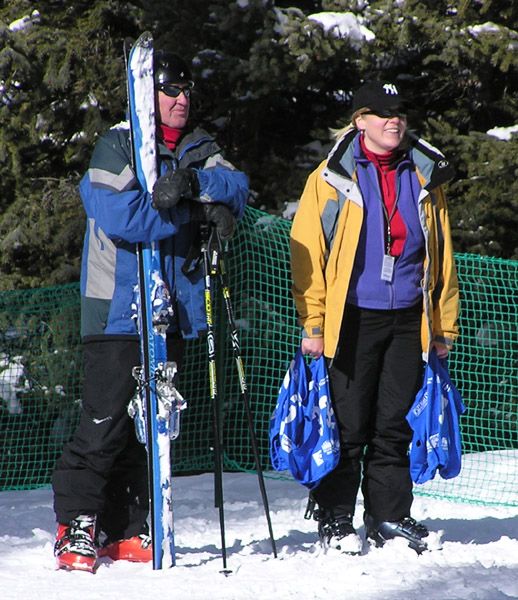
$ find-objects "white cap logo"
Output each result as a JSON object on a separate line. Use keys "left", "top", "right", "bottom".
{"left": 383, "top": 83, "right": 398, "bottom": 95}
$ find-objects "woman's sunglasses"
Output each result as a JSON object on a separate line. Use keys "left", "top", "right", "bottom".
{"left": 364, "top": 110, "right": 407, "bottom": 119}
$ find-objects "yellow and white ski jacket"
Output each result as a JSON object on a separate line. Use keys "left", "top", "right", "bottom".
{"left": 290, "top": 128, "right": 460, "bottom": 359}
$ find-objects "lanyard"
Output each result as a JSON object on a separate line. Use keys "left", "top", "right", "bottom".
{"left": 379, "top": 187, "right": 399, "bottom": 255}
{"left": 367, "top": 166, "right": 399, "bottom": 256}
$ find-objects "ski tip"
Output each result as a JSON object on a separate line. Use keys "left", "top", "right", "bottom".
{"left": 123, "top": 37, "right": 135, "bottom": 55}
{"left": 135, "top": 31, "right": 153, "bottom": 48}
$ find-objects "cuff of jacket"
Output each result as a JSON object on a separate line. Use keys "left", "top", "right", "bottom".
{"left": 301, "top": 326, "right": 324, "bottom": 338}
{"left": 432, "top": 334, "right": 454, "bottom": 347}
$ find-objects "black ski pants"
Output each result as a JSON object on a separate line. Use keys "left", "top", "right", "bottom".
{"left": 52, "top": 336, "right": 184, "bottom": 542}
{"left": 312, "top": 303, "right": 423, "bottom": 522}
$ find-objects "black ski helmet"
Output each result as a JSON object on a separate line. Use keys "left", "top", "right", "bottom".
{"left": 153, "top": 50, "right": 193, "bottom": 86}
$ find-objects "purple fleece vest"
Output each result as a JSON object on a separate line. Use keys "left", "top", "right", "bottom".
{"left": 346, "top": 140, "right": 425, "bottom": 310}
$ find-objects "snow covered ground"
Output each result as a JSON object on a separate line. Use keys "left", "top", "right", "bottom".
{"left": 1, "top": 471, "right": 517, "bottom": 600}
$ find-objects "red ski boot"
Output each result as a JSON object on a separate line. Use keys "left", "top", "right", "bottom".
{"left": 54, "top": 514, "right": 97, "bottom": 572}
{"left": 99, "top": 534, "right": 152, "bottom": 562}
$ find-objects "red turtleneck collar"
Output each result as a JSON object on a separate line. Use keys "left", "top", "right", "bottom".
{"left": 359, "top": 134, "right": 402, "bottom": 171}
{"left": 159, "top": 124, "right": 184, "bottom": 151}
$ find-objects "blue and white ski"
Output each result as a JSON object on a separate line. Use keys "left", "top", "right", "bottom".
{"left": 126, "top": 31, "right": 185, "bottom": 569}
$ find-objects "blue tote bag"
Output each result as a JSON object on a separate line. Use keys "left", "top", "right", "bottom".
{"left": 269, "top": 350, "right": 340, "bottom": 489}
{"left": 406, "top": 349, "right": 466, "bottom": 484}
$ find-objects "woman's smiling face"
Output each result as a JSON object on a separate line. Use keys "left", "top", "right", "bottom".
{"left": 356, "top": 112, "right": 407, "bottom": 153}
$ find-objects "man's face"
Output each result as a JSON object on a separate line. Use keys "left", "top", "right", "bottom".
{"left": 156, "top": 84, "right": 191, "bottom": 129}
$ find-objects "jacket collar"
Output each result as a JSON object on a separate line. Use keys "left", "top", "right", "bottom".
{"left": 157, "top": 126, "right": 219, "bottom": 159}
{"left": 407, "top": 131, "right": 455, "bottom": 192}
{"left": 325, "top": 128, "right": 455, "bottom": 191}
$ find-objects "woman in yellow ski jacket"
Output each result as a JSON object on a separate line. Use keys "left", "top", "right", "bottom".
{"left": 291, "top": 131, "right": 459, "bottom": 362}
{"left": 290, "top": 80, "right": 459, "bottom": 555}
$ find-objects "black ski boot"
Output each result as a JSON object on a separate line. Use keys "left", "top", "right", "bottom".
{"left": 305, "top": 497, "right": 362, "bottom": 555}
{"left": 364, "top": 513, "right": 429, "bottom": 554}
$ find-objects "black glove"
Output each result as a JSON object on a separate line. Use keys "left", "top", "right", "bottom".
{"left": 152, "top": 168, "right": 200, "bottom": 209}
{"left": 193, "top": 203, "right": 236, "bottom": 241}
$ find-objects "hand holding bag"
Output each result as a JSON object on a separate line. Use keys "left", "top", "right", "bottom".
{"left": 269, "top": 349, "right": 340, "bottom": 489}
{"left": 406, "top": 348, "right": 466, "bottom": 484}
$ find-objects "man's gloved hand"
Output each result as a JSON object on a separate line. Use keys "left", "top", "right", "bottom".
{"left": 152, "top": 168, "right": 200, "bottom": 209}
{"left": 193, "top": 203, "right": 236, "bottom": 241}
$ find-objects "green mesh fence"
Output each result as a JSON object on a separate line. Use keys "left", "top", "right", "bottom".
{"left": 0, "top": 207, "right": 516, "bottom": 507}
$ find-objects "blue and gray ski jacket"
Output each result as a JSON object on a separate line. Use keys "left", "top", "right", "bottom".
{"left": 79, "top": 123, "right": 249, "bottom": 340}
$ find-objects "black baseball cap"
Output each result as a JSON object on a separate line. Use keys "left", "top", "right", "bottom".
{"left": 352, "top": 81, "right": 407, "bottom": 116}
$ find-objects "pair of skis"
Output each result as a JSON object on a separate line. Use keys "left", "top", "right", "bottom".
{"left": 126, "top": 32, "right": 183, "bottom": 569}
{"left": 126, "top": 33, "right": 276, "bottom": 570}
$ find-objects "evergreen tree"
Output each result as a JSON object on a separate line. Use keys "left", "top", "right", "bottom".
{"left": 0, "top": 0, "right": 516, "bottom": 290}
{"left": 0, "top": 0, "right": 142, "bottom": 288}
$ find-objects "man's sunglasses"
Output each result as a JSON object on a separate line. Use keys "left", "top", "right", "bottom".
{"left": 157, "top": 82, "right": 194, "bottom": 98}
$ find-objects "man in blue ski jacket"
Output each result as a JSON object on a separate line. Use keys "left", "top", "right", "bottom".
{"left": 52, "top": 50, "right": 249, "bottom": 572}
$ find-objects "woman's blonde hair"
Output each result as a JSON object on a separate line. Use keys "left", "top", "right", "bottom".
{"left": 330, "top": 108, "right": 371, "bottom": 140}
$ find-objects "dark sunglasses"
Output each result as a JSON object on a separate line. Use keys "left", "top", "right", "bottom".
{"left": 364, "top": 110, "right": 407, "bottom": 119}
{"left": 157, "top": 82, "right": 194, "bottom": 98}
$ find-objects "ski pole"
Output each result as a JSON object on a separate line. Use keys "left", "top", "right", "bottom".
{"left": 200, "top": 223, "right": 231, "bottom": 575}
{"left": 212, "top": 230, "right": 278, "bottom": 559}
